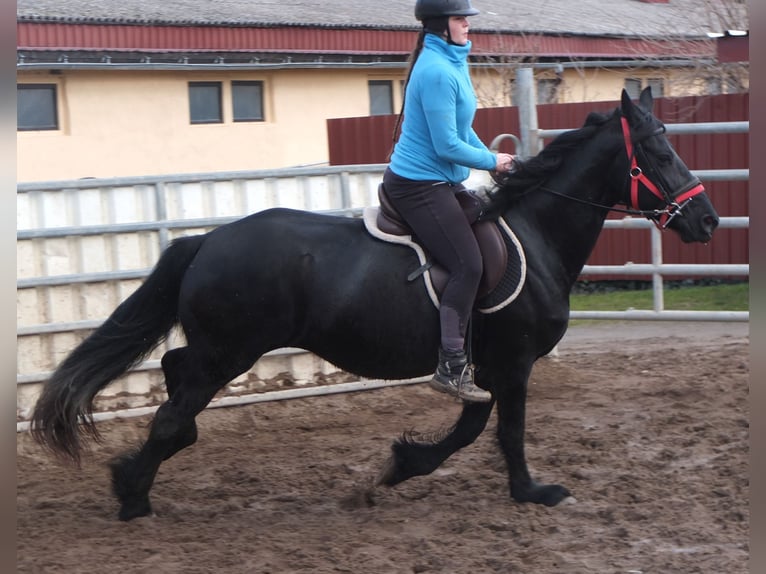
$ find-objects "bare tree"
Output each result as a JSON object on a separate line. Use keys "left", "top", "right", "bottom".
{"left": 700, "top": 0, "right": 748, "bottom": 32}
{"left": 470, "top": 0, "right": 748, "bottom": 109}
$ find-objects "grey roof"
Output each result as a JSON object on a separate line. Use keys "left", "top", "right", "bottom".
{"left": 17, "top": 0, "right": 748, "bottom": 39}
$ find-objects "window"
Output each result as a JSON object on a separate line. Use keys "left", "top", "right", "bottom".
{"left": 232, "top": 81, "right": 264, "bottom": 122}
{"left": 509, "top": 78, "right": 560, "bottom": 106}
{"left": 536, "top": 79, "right": 560, "bottom": 104}
{"left": 369, "top": 80, "right": 393, "bottom": 116}
{"left": 17, "top": 84, "right": 58, "bottom": 131}
{"left": 705, "top": 76, "right": 723, "bottom": 95}
{"left": 189, "top": 82, "right": 222, "bottom": 124}
{"left": 646, "top": 78, "right": 664, "bottom": 98}
{"left": 625, "top": 77, "right": 665, "bottom": 99}
{"left": 624, "top": 78, "right": 642, "bottom": 100}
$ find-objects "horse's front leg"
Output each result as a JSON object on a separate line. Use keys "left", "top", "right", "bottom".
{"left": 493, "top": 363, "right": 572, "bottom": 506}
{"left": 375, "top": 397, "right": 495, "bottom": 487}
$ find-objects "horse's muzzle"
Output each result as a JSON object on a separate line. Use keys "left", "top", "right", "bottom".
{"left": 701, "top": 213, "right": 719, "bottom": 241}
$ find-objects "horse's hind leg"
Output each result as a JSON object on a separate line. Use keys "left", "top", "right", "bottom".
{"left": 159, "top": 348, "right": 198, "bottom": 460}
{"left": 109, "top": 399, "right": 206, "bottom": 521}
{"left": 376, "top": 399, "right": 494, "bottom": 487}
{"left": 109, "top": 347, "right": 250, "bottom": 521}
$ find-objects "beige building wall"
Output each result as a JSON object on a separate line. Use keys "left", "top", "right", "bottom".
{"left": 473, "top": 65, "right": 733, "bottom": 107}
{"left": 17, "top": 68, "right": 383, "bottom": 182}
{"left": 557, "top": 67, "right": 701, "bottom": 102}
{"left": 18, "top": 63, "right": 737, "bottom": 182}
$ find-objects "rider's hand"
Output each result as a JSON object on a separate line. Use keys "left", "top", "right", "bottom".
{"left": 495, "top": 153, "right": 515, "bottom": 172}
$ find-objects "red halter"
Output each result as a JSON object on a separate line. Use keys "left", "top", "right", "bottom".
{"left": 620, "top": 116, "right": 705, "bottom": 228}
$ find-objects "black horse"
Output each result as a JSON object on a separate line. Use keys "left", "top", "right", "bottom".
{"left": 31, "top": 88, "right": 719, "bottom": 521}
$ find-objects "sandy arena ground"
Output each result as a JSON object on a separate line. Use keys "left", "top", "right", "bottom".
{"left": 17, "top": 322, "right": 749, "bottom": 573}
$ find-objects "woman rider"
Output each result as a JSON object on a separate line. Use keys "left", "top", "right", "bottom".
{"left": 383, "top": 0, "right": 515, "bottom": 402}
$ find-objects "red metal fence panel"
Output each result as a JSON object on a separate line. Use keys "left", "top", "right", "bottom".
{"left": 327, "top": 93, "right": 749, "bottom": 278}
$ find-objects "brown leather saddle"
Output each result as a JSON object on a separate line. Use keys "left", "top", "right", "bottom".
{"left": 375, "top": 183, "right": 509, "bottom": 299}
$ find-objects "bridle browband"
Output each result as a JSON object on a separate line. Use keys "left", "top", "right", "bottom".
{"left": 619, "top": 116, "right": 705, "bottom": 229}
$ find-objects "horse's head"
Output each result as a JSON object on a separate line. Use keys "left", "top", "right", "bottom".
{"left": 618, "top": 87, "right": 719, "bottom": 243}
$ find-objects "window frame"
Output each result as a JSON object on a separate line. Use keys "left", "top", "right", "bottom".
{"left": 536, "top": 78, "right": 560, "bottom": 105}
{"left": 231, "top": 80, "right": 265, "bottom": 123}
{"left": 368, "top": 80, "right": 394, "bottom": 116}
{"left": 624, "top": 78, "right": 643, "bottom": 100}
{"left": 17, "top": 83, "right": 59, "bottom": 131}
{"left": 625, "top": 77, "right": 665, "bottom": 99}
{"left": 646, "top": 78, "right": 665, "bottom": 98}
{"left": 188, "top": 81, "right": 223, "bottom": 125}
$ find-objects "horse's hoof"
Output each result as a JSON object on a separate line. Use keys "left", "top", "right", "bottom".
{"left": 374, "top": 455, "right": 398, "bottom": 487}
{"left": 109, "top": 453, "right": 153, "bottom": 521}
{"left": 512, "top": 482, "right": 571, "bottom": 507}
{"left": 118, "top": 498, "right": 153, "bottom": 521}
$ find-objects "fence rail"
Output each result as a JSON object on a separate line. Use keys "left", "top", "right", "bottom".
{"left": 537, "top": 120, "right": 750, "bottom": 140}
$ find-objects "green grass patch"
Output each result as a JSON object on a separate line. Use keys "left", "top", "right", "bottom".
{"left": 569, "top": 282, "right": 749, "bottom": 312}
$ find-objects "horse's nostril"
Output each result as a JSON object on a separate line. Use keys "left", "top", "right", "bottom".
{"left": 705, "top": 215, "right": 720, "bottom": 231}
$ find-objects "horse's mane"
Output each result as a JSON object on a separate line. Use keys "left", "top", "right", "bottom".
{"left": 497, "top": 109, "right": 616, "bottom": 194}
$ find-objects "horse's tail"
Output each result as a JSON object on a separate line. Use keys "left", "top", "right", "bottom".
{"left": 30, "top": 233, "right": 207, "bottom": 465}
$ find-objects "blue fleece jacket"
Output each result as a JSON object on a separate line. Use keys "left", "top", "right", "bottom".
{"left": 389, "top": 34, "right": 496, "bottom": 184}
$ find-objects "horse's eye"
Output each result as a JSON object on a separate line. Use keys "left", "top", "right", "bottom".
{"left": 656, "top": 154, "right": 674, "bottom": 166}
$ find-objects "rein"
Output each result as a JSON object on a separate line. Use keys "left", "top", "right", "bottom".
{"left": 531, "top": 186, "right": 666, "bottom": 219}
{"left": 501, "top": 115, "right": 705, "bottom": 227}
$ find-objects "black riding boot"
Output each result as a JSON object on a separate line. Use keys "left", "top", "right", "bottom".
{"left": 429, "top": 347, "right": 492, "bottom": 403}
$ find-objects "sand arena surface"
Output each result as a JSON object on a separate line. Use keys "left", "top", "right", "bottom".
{"left": 17, "top": 322, "right": 749, "bottom": 573}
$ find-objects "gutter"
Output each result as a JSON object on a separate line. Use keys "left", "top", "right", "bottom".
{"left": 17, "top": 58, "right": 715, "bottom": 72}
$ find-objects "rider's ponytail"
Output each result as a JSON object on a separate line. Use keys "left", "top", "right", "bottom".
{"left": 390, "top": 29, "right": 426, "bottom": 152}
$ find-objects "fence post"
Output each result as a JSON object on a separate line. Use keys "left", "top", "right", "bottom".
{"left": 154, "top": 181, "right": 169, "bottom": 252}
{"left": 650, "top": 225, "right": 665, "bottom": 312}
{"left": 516, "top": 67, "right": 540, "bottom": 158}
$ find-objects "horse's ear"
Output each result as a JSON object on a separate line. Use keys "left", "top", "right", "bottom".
{"left": 620, "top": 89, "right": 635, "bottom": 119}
{"left": 639, "top": 86, "right": 654, "bottom": 113}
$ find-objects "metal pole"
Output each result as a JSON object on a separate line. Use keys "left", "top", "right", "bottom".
{"left": 340, "top": 171, "right": 352, "bottom": 213}
{"left": 154, "top": 181, "right": 170, "bottom": 252}
{"left": 651, "top": 225, "right": 665, "bottom": 312}
{"left": 16, "top": 376, "right": 431, "bottom": 432}
{"left": 516, "top": 67, "right": 540, "bottom": 158}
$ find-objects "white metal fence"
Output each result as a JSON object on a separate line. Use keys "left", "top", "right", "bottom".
{"left": 16, "top": 165, "right": 386, "bottom": 425}
{"left": 16, "top": 123, "right": 749, "bottom": 427}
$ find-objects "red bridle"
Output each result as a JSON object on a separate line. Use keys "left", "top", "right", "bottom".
{"left": 620, "top": 116, "right": 706, "bottom": 229}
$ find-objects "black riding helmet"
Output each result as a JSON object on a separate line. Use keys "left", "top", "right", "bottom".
{"left": 415, "top": 0, "right": 479, "bottom": 44}
{"left": 415, "top": 0, "right": 480, "bottom": 21}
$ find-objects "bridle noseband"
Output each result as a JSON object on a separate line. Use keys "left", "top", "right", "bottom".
{"left": 620, "top": 116, "right": 705, "bottom": 229}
